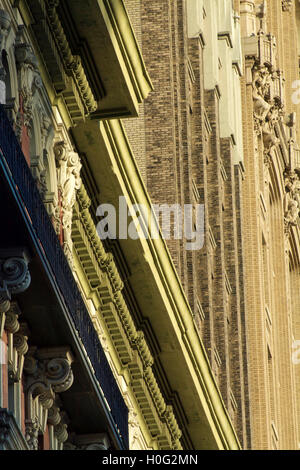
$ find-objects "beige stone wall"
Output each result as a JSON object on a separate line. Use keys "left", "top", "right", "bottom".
{"left": 240, "top": 0, "right": 300, "bottom": 449}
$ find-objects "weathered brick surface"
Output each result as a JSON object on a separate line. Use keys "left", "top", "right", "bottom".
{"left": 124, "top": 0, "right": 250, "bottom": 449}
{"left": 124, "top": 0, "right": 300, "bottom": 451}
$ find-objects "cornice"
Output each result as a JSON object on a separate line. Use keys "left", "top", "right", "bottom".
{"left": 15, "top": 0, "right": 152, "bottom": 123}
{"left": 101, "top": 0, "right": 153, "bottom": 103}
{"left": 45, "top": 1, "right": 98, "bottom": 114}
{"left": 98, "top": 119, "right": 241, "bottom": 450}
{"left": 73, "top": 185, "right": 182, "bottom": 450}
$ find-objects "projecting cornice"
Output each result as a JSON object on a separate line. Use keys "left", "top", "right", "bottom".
{"left": 73, "top": 189, "right": 183, "bottom": 450}
{"left": 100, "top": 120, "right": 240, "bottom": 450}
{"left": 72, "top": 118, "right": 241, "bottom": 450}
{"left": 16, "top": 0, "right": 153, "bottom": 123}
{"left": 96, "top": 0, "right": 153, "bottom": 107}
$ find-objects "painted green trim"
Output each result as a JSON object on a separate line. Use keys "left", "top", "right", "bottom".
{"left": 99, "top": 118, "right": 241, "bottom": 450}
{"left": 16, "top": 0, "right": 74, "bottom": 129}
{"left": 100, "top": 0, "right": 153, "bottom": 102}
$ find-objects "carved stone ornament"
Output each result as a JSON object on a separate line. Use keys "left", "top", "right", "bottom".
{"left": 0, "top": 249, "right": 31, "bottom": 304}
{"left": 64, "top": 433, "right": 110, "bottom": 450}
{"left": 24, "top": 347, "right": 74, "bottom": 450}
{"left": 252, "top": 65, "right": 283, "bottom": 138}
{"left": 284, "top": 169, "right": 300, "bottom": 233}
{"left": 0, "top": 9, "right": 11, "bottom": 49}
{"left": 251, "top": 26, "right": 286, "bottom": 166}
{"left": 54, "top": 141, "right": 82, "bottom": 264}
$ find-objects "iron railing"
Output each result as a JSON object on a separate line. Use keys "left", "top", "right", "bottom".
{"left": 0, "top": 104, "right": 128, "bottom": 449}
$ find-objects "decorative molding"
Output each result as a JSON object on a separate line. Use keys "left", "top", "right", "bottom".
{"left": 0, "top": 9, "right": 11, "bottom": 50}
{"left": 0, "top": 248, "right": 31, "bottom": 304}
{"left": 1, "top": 303, "right": 72, "bottom": 451}
{"left": 24, "top": 0, "right": 98, "bottom": 124}
{"left": 14, "top": 26, "right": 43, "bottom": 135}
{"left": 5, "top": 309, "right": 29, "bottom": 382}
{"left": 45, "top": 1, "right": 97, "bottom": 115}
{"left": 23, "top": 347, "right": 74, "bottom": 450}
{"left": 73, "top": 185, "right": 183, "bottom": 450}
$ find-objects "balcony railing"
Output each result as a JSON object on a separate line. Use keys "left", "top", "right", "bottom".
{"left": 0, "top": 104, "right": 128, "bottom": 449}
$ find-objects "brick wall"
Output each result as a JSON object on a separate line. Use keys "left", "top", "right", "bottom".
{"left": 123, "top": 0, "right": 250, "bottom": 449}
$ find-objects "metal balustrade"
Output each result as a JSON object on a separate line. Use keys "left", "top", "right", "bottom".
{"left": 0, "top": 104, "right": 128, "bottom": 449}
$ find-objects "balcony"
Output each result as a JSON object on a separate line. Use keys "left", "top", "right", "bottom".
{"left": 0, "top": 104, "right": 128, "bottom": 448}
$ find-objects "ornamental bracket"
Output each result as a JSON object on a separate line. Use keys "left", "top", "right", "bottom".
{"left": 0, "top": 248, "right": 31, "bottom": 338}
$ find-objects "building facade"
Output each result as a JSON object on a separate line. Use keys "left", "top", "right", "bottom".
{"left": 123, "top": 0, "right": 300, "bottom": 450}
{"left": 124, "top": 0, "right": 249, "bottom": 448}
{"left": 2, "top": 0, "right": 300, "bottom": 452}
{"left": 0, "top": 0, "right": 239, "bottom": 451}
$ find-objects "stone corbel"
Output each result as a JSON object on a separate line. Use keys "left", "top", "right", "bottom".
{"left": 14, "top": 26, "right": 42, "bottom": 132}
{"left": 0, "top": 249, "right": 31, "bottom": 303}
{"left": 0, "top": 9, "right": 11, "bottom": 51}
{"left": 0, "top": 249, "right": 31, "bottom": 339}
{"left": 24, "top": 347, "right": 74, "bottom": 450}
{"left": 4, "top": 302, "right": 29, "bottom": 383}
{"left": 64, "top": 433, "right": 110, "bottom": 450}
